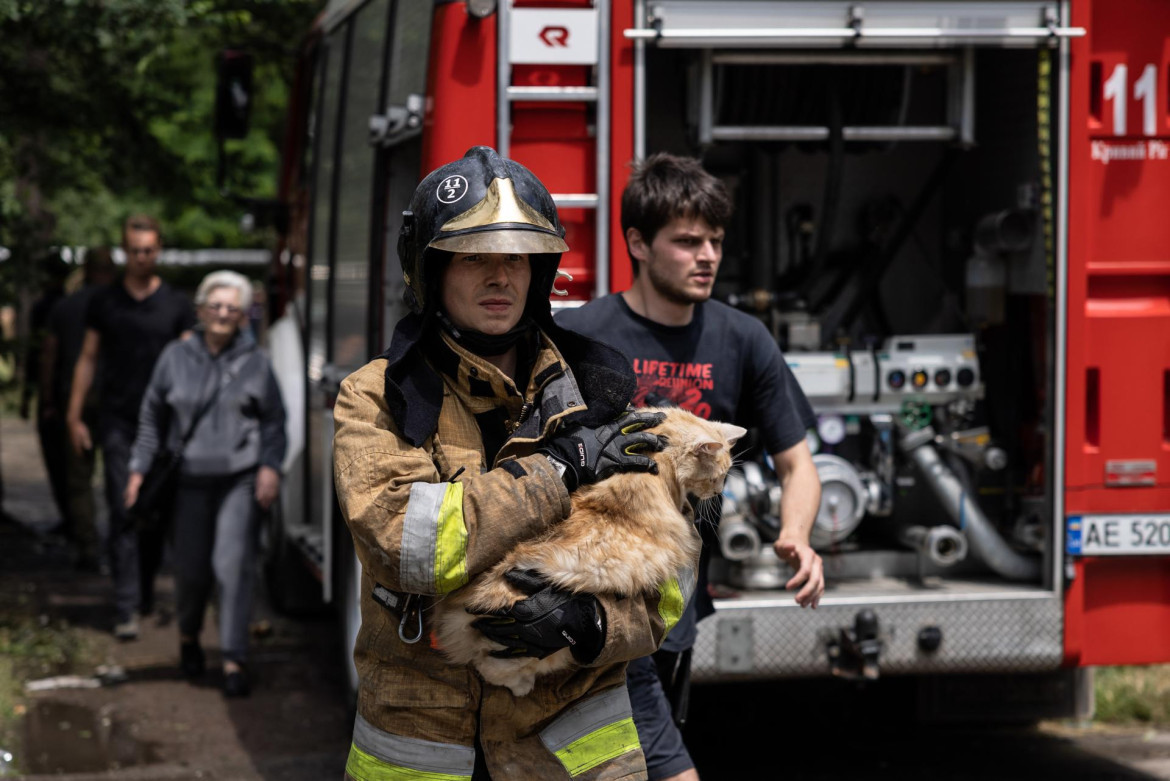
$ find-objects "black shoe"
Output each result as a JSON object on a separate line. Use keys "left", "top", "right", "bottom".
{"left": 180, "top": 641, "right": 205, "bottom": 679}
{"left": 223, "top": 668, "right": 250, "bottom": 698}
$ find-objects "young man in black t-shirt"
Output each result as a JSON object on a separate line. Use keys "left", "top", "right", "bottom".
{"left": 66, "top": 216, "right": 195, "bottom": 640}
{"left": 557, "top": 154, "right": 823, "bottom": 781}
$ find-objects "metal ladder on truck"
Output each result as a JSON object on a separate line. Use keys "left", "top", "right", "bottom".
{"left": 497, "top": 0, "right": 613, "bottom": 298}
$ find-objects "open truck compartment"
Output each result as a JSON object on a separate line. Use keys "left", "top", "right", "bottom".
{"left": 632, "top": 2, "right": 1069, "bottom": 680}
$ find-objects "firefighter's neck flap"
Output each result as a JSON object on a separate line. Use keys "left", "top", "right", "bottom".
{"left": 436, "top": 308, "right": 535, "bottom": 359}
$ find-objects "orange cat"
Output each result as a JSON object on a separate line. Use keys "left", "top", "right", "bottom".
{"left": 433, "top": 407, "right": 745, "bottom": 696}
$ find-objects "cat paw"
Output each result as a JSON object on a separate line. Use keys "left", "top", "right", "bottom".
{"left": 506, "top": 678, "right": 535, "bottom": 697}
{"left": 475, "top": 659, "right": 537, "bottom": 697}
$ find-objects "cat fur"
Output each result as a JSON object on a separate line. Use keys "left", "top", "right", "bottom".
{"left": 432, "top": 407, "right": 746, "bottom": 696}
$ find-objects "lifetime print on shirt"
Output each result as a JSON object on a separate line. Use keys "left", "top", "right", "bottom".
{"left": 630, "top": 358, "right": 715, "bottom": 418}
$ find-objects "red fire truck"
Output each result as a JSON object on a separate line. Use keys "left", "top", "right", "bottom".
{"left": 228, "top": 0, "right": 1170, "bottom": 715}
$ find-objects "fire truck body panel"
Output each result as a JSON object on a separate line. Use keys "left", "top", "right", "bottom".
{"left": 1063, "top": 0, "right": 1170, "bottom": 668}
{"left": 261, "top": 0, "right": 1170, "bottom": 695}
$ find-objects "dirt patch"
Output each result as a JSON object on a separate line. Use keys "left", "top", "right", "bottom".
{"left": 0, "top": 416, "right": 352, "bottom": 779}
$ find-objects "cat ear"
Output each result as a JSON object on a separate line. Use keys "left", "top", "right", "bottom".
{"left": 692, "top": 424, "right": 748, "bottom": 455}
{"left": 692, "top": 436, "right": 724, "bottom": 456}
{"left": 718, "top": 423, "right": 748, "bottom": 446}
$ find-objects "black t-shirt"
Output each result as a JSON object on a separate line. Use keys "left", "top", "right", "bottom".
{"left": 85, "top": 280, "right": 196, "bottom": 424}
{"left": 47, "top": 286, "right": 99, "bottom": 409}
{"left": 24, "top": 290, "right": 63, "bottom": 400}
{"left": 557, "top": 294, "right": 816, "bottom": 642}
{"left": 556, "top": 294, "right": 815, "bottom": 454}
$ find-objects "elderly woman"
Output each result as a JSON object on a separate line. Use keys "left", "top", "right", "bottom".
{"left": 125, "top": 270, "right": 286, "bottom": 697}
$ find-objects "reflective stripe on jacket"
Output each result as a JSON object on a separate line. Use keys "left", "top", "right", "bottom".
{"left": 334, "top": 329, "right": 666, "bottom": 779}
{"left": 657, "top": 563, "right": 697, "bottom": 638}
{"left": 345, "top": 685, "right": 642, "bottom": 780}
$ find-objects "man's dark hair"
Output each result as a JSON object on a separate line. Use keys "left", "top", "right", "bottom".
{"left": 122, "top": 214, "right": 162, "bottom": 246}
{"left": 620, "top": 153, "right": 732, "bottom": 275}
{"left": 84, "top": 247, "right": 116, "bottom": 284}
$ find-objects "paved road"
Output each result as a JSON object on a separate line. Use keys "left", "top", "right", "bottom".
{"left": 0, "top": 416, "right": 351, "bottom": 779}
{"left": 685, "top": 679, "right": 1170, "bottom": 780}
{"left": 4, "top": 415, "right": 1170, "bottom": 780}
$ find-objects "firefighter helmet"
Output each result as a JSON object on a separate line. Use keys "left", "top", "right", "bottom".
{"left": 398, "top": 146, "right": 569, "bottom": 313}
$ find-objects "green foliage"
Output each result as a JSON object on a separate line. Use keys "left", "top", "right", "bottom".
{"left": 0, "top": 615, "right": 92, "bottom": 676}
{"left": 1095, "top": 666, "right": 1170, "bottom": 724}
{"left": 0, "top": 0, "right": 324, "bottom": 258}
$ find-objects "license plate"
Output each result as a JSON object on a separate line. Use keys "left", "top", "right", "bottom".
{"left": 1067, "top": 514, "right": 1170, "bottom": 556}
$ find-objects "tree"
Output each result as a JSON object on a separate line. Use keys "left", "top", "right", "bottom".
{"left": 0, "top": 0, "right": 324, "bottom": 254}
{"left": 0, "top": 0, "right": 323, "bottom": 389}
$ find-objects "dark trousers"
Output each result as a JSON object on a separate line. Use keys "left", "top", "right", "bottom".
{"left": 101, "top": 417, "right": 166, "bottom": 623}
{"left": 63, "top": 406, "right": 100, "bottom": 562}
{"left": 627, "top": 654, "right": 695, "bottom": 780}
{"left": 37, "top": 410, "right": 70, "bottom": 527}
{"left": 173, "top": 471, "right": 259, "bottom": 663}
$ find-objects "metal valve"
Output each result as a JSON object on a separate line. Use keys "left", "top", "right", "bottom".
{"left": 826, "top": 609, "right": 884, "bottom": 681}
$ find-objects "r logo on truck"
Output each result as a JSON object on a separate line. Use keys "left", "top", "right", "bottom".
{"left": 539, "top": 26, "right": 569, "bottom": 47}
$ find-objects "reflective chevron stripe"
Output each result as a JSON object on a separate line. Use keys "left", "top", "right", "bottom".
{"left": 400, "top": 481, "right": 468, "bottom": 595}
{"left": 346, "top": 713, "right": 474, "bottom": 781}
{"left": 539, "top": 686, "right": 641, "bottom": 777}
{"left": 658, "top": 564, "right": 696, "bottom": 636}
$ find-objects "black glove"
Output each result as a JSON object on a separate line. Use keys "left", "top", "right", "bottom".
{"left": 642, "top": 392, "right": 676, "bottom": 408}
{"left": 471, "top": 569, "right": 606, "bottom": 664}
{"left": 540, "top": 409, "right": 666, "bottom": 491}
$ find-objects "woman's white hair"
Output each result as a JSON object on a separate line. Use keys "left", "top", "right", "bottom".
{"left": 195, "top": 270, "right": 253, "bottom": 312}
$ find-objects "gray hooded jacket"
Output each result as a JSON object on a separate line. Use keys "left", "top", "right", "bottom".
{"left": 129, "top": 328, "right": 287, "bottom": 478}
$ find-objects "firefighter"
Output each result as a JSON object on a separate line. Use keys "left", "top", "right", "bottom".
{"left": 333, "top": 146, "right": 684, "bottom": 780}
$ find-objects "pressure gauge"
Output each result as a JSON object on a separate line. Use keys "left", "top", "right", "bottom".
{"left": 817, "top": 415, "right": 847, "bottom": 445}
{"left": 808, "top": 454, "right": 868, "bottom": 549}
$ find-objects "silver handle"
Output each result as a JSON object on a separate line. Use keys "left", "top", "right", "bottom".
{"left": 624, "top": 26, "right": 1086, "bottom": 41}
{"left": 506, "top": 86, "right": 599, "bottom": 102}
{"left": 551, "top": 194, "right": 600, "bottom": 209}
{"left": 368, "top": 94, "right": 424, "bottom": 148}
{"left": 710, "top": 125, "right": 958, "bottom": 142}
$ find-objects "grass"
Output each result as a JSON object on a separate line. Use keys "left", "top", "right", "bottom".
{"left": 0, "top": 382, "right": 24, "bottom": 417}
{"left": 0, "top": 582, "right": 107, "bottom": 760}
{"left": 1095, "top": 665, "right": 1170, "bottom": 725}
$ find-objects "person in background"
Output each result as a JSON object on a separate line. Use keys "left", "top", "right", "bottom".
{"left": 23, "top": 255, "right": 70, "bottom": 532}
{"left": 557, "top": 153, "right": 824, "bottom": 781}
{"left": 247, "top": 279, "right": 267, "bottom": 343}
{"left": 66, "top": 215, "right": 196, "bottom": 640}
{"left": 125, "top": 270, "right": 286, "bottom": 698}
{"left": 42, "top": 248, "right": 117, "bottom": 570}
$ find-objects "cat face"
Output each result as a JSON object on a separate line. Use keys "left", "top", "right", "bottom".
{"left": 647, "top": 407, "right": 746, "bottom": 500}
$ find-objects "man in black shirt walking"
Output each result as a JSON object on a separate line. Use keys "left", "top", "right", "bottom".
{"left": 67, "top": 216, "right": 195, "bottom": 640}
{"left": 22, "top": 258, "right": 69, "bottom": 532}
{"left": 43, "top": 249, "right": 117, "bottom": 571}
{"left": 557, "top": 154, "right": 824, "bottom": 781}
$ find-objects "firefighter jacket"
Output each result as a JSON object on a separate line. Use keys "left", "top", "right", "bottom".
{"left": 333, "top": 313, "right": 685, "bottom": 780}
